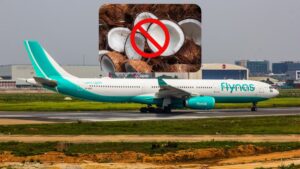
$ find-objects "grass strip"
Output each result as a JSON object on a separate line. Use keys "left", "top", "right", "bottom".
{"left": 0, "top": 141, "right": 300, "bottom": 156}
{"left": 0, "top": 93, "right": 299, "bottom": 111}
{"left": 0, "top": 115, "right": 299, "bottom": 135}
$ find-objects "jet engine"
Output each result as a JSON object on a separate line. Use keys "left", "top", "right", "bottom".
{"left": 185, "top": 96, "right": 215, "bottom": 110}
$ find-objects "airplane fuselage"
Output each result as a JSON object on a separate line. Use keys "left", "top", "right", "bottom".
{"left": 55, "top": 77, "right": 278, "bottom": 106}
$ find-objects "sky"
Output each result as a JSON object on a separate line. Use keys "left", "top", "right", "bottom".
{"left": 0, "top": 0, "right": 299, "bottom": 65}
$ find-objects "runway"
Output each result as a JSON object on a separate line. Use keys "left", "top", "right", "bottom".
{"left": 0, "top": 107, "right": 299, "bottom": 122}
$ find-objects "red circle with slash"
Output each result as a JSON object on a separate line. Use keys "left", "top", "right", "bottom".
{"left": 130, "top": 18, "right": 170, "bottom": 58}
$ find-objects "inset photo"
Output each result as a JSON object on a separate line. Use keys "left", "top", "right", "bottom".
{"left": 99, "top": 4, "right": 201, "bottom": 73}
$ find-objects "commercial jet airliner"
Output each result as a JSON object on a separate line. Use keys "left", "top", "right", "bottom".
{"left": 24, "top": 40, "right": 279, "bottom": 113}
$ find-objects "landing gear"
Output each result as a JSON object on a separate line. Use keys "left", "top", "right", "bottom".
{"left": 148, "top": 106, "right": 155, "bottom": 112}
{"left": 251, "top": 102, "right": 257, "bottom": 112}
{"left": 139, "top": 107, "right": 148, "bottom": 113}
{"left": 163, "top": 106, "right": 171, "bottom": 113}
{"left": 139, "top": 105, "right": 156, "bottom": 113}
{"left": 139, "top": 106, "right": 172, "bottom": 113}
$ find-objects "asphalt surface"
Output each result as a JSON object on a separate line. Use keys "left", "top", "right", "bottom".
{"left": 0, "top": 107, "right": 299, "bottom": 122}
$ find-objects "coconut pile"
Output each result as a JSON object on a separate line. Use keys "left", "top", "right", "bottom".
{"left": 99, "top": 4, "right": 201, "bottom": 73}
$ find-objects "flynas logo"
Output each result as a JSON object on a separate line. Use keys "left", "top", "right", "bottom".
{"left": 221, "top": 82, "right": 255, "bottom": 93}
{"left": 85, "top": 81, "right": 102, "bottom": 85}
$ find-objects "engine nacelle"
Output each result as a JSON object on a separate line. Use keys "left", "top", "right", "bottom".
{"left": 185, "top": 96, "right": 215, "bottom": 110}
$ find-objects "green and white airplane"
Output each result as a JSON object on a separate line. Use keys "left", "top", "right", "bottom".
{"left": 24, "top": 40, "right": 279, "bottom": 113}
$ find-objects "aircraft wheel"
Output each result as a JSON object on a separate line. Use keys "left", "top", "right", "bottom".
{"left": 148, "top": 107, "right": 155, "bottom": 113}
{"left": 163, "top": 107, "right": 171, "bottom": 113}
{"left": 251, "top": 107, "right": 257, "bottom": 111}
{"left": 140, "top": 107, "right": 148, "bottom": 113}
{"left": 251, "top": 103, "right": 257, "bottom": 111}
{"left": 154, "top": 108, "right": 164, "bottom": 113}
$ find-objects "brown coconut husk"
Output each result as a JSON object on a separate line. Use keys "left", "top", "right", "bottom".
{"left": 161, "top": 64, "right": 200, "bottom": 72}
{"left": 165, "top": 57, "right": 179, "bottom": 64}
{"left": 128, "top": 4, "right": 153, "bottom": 16}
{"left": 173, "top": 4, "right": 201, "bottom": 21}
{"left": 99, "top": 24, "right": 109, "bottom": 50}
{"left": 153, "top": 4, "right": 201, "bottom": 21}
{"left": 127, "top": 4, "right": 201, "bottom": 22}
{"left": 124, "top": 60, "right": 152, "bottom": 73}
{"left": 99, "top": 4, "right": 129, "bottom": 27}
{"left": 102, "top": 52, "right": 127, "bottom": 72}
{"left": 182, "top": 4, "right": 201, "bottom": 21}
{"left": 147, "top": 57, "right": 165, "bottom": 71}
{"left": 155, "top": 5, "right": 184, "bottom": 20}
{"left": 176, "top": 40, "right": 201, "bottom": 64}
{"left": 150, "top": 56, "right": 179, "bottom": 72}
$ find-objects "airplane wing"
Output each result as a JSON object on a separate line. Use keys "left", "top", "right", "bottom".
{"left": 155, "top": 78, "right": 191, "bottom": 98}
{"left": 33, "top": 77, "right": 57, "bottom": 87}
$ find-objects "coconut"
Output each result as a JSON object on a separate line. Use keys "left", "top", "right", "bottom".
{"left": 124, "top": 60, "right": 152, "bottom": 73}
{"left": 147, "top": 20, "right": 185, "bottom": 57}
{"left": 133, "top": 12, "right": 158, "bottom": 31}
{"left": 124, "top": 33, "right": 146, "bottom": 60}
{"left": 176, "top": 39, "right": 201, "bottom": 64}
{"left": 99, "top": 51, "right": 127, "bottom": 73}
{"left": 99, "top": 50, "right": 109, "bottom": 58}
{"left": 178, "top": 19, "right": 201, "bottom": 46}
{"left": 161, "top": 64, "right": 200, "bottom": 72}
{"left": 107, "top": 27, "right": 131, "bottom": 53}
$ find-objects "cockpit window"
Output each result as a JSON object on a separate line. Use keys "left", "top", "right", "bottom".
{"left": 269, "top": 86, "right": 274, "bottom": 92}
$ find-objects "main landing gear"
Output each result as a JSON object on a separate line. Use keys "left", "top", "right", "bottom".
{"left": 139, "top": 105, "right": 171, "bottom": 113}
{"left": 251, "top": 102, "right": 257, "bottom": 112}
{"left": 139, "top": 106, "right": 154, "bottom": 113}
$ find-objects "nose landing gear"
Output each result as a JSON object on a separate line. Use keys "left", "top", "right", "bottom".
{"left": 251, "top": 102, "right": 257, "bottom": 111}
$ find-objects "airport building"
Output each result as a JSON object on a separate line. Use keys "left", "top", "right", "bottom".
{"left": 272, "top": 61, "right": 300, "bottom": 74}
{"left": 0, "top": 80, "right": 16, "bottom": 88}
{"left": 235, "top": 60, "right": 270, "bottom": 76}
{"left": 197, "top": 63, "right": 248, "bottom": 80}
{"left": 0, "top": 65, "right": 100, "bottom": 87}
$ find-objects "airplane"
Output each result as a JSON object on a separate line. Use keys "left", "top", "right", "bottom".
{"left": 24, "top": 40, "right": 279, "bottom": 113}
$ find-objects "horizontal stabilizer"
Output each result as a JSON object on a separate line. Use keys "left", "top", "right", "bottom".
{"left": 33, "top": 77, "right": 57, "bottom": 87}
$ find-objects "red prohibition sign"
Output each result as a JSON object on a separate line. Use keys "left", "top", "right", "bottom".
{"left": 130, "top": 18, "right": 170, "bottom": 58}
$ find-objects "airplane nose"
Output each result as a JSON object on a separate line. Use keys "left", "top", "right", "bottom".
{"left": 274, "top": 89, "right": 279, "bottom": 97}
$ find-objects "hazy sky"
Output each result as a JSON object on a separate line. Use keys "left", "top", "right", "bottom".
{"left": 0, "top": 0, "right": 300, "bottom": 65}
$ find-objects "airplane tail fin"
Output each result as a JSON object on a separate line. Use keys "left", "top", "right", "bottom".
{"left": 24, "top": 40, "right": 75, "bottom": 79}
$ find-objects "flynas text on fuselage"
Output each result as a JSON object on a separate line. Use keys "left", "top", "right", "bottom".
{"left": 221, "top": 82, "right": 255, "bottom": 93}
